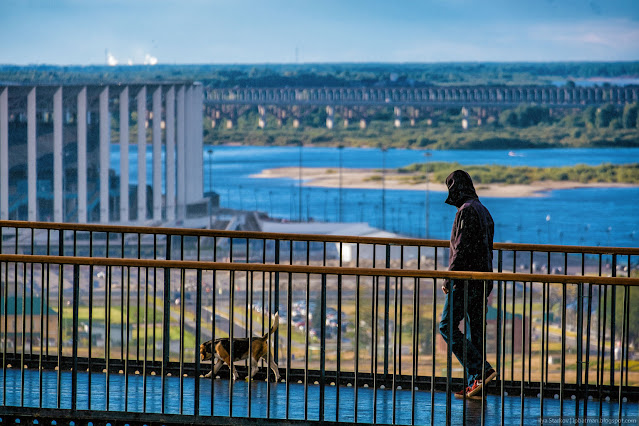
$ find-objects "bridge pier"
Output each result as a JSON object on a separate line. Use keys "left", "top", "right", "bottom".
{"left": 409, "top": 107, "right": 419, "bottom": 127}
{"left": 276, "top": 108, "right": 285, "bottom": 127}
{"left": 326, "top": 105, "right": 334, "bottom": 129}
{"left": 210, "top": 110, "right": 220, "bottom": 128}
{"left": 394, "top": 106, "right": 401, "bottom": 128}
{"left": 461, "top": 106, "right": 469, "bottom": 130}
{"left": 258, "top": 105, "right": 266, "bottom": 129}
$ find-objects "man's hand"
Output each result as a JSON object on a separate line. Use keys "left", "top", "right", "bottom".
{"left": 442, "top": 279, "right": 450, "bottom": 294}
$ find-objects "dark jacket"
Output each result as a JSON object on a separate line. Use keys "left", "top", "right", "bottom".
{"left": 445, "top": 170, "right": 494, "bottom": 277}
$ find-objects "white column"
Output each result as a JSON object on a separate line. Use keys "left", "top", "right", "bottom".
{"left": 152, "top": 86, "right": 162, "bottom": 221}
{"left": 119, "top": 87, "right": 129, "bottom": 222}
{"left": 99, "top": 87, "right": 110, "bottom": 223}
{"left": 194, "top": 84, "right": 204, "bottom": 200}
{"left": 53, "top": 87, "right": 63, "bottom": 222}
{"left": 77, "top": 87, "right": 87, "bottom": 223}
{"left": 28, "top": 87, "right": 37, "bottom": 221}
{"left": 176, "top": 86, "right": 186, "bottom": 220}
{"left": 165, "top": 86, "right": 175, "bottom": 221}
{"left": 184, "top": 84, "right": 203, "bottom": 205}
{"left": 0, "top": 87, "right": 8, "bottom": 220}
{"left": 137, "top": 86, "right": 147, "bottom": 222}
{"left": 184, "top": 86, "right": 193, "bottom": 202}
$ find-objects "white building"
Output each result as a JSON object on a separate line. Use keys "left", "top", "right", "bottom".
{"left": 0, "top": 82, "right": 204, "bottom": 223}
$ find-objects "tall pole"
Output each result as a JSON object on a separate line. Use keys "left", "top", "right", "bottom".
{"left": 338, "top": 144, "right": 344, "bottom": 222}
{"left": 298, "top": 142, "right": 303, "bottom": 222}
{"left": 207, "top": 149, "right": 213, "bottom": 195}
{"left": 424, "top": 151, "right": 432, "bottom": 239}
{"left": 207, "top": 149, "right": 213, "bottom": 228}
{"left": 381, "top": 146, "right": 387, "bottom": 230}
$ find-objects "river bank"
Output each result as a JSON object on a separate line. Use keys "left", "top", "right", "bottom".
{"left": 252, "top": 167, "right": 636, "bottom": 198}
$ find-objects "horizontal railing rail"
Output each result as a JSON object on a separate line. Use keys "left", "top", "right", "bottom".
{"left": 3, "top": 220, "right": 639, "bottom": 256}
{"left": 2, "top": 242, "right": 638, "bottom": 425}
{"left": 0, "top": 254, "right": 638, "bottom": 285}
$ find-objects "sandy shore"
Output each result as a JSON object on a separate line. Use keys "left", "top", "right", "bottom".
{"left": 252, "top": 167, "right": 636, "bottom": 198}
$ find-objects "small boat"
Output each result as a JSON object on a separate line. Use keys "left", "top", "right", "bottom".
{"left": 508, "top": 151, "right": 524, "bottom": 157}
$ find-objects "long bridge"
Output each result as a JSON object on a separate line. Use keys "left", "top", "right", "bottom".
{"left": 1, "top": 220, "right": 638, "bottom": 425}
{"left": 204, "top": 84, "right": 639, "bottom": 129}
{"left": 206, "top": 85, "right": 639, "bottom": 108}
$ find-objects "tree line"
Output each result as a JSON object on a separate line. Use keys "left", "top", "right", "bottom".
{"left": 2, "top": 62, "right": 638, "bottom": 87}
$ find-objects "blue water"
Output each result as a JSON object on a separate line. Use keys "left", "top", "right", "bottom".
{"left": 110, "top": 145, "right": 639, "bottom": 247}
{"left": 1, "top": 369, "right": 636, "bottom": 425}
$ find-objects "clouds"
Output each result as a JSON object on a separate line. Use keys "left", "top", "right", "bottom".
{"left": 528, "top": 19, "right": 639, "bottom": 59}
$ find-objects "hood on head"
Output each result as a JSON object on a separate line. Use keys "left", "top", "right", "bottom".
{"left": 445, "top": 170, "right": 478, "bottom": 207}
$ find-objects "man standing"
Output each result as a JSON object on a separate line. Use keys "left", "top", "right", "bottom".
{"left": 439, "top": 170, "right": 496, "bottom": 398}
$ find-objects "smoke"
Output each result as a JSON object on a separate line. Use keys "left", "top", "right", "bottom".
{"left": 144, "top": 53, "right": 158, "bottom": 65}
{"left": 107, "top": 52, "right": 118, "bottom": 66}
{"left": 105, "top": 51, "right": 158, "bottom": 66}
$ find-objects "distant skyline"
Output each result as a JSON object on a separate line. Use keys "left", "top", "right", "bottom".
{"left": 1, "top": 0, "right": 639, "bottom": 66}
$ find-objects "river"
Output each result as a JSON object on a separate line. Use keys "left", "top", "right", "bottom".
{"left": 111, "top": 145, "right": 639, "bottom": 248}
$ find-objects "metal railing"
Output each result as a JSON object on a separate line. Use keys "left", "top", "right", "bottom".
{"left": 1, "top": 221, "right": 638, "bottom": 425}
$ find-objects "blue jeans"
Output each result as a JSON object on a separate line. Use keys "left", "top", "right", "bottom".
{"left": 439, "top": 280, "right": 493, "bottom": 387}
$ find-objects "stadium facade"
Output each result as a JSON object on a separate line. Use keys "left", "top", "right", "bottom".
{"left": 0, "top": 82, "right": 203, "bottom": 223}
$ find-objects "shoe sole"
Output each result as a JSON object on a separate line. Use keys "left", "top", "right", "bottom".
{"left": 466, "top": 370, "right": 497, "bottom": 398}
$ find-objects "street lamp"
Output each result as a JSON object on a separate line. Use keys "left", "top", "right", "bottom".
{"left": 207, "top": 148, "right": 213, "bottom": 196}
{"left": 298, "top": 142, "right": 303, "bottom": 222}
{"left": 381, "top": 146, "right": 387, "bottom": 230}
{"left": 207, "top": 148, "right": 213, "bottom": 228}
{"left": 268, "top": 190, "right": 274, "bottom": 217}
{"left": 424, "top": 151, "right": 432, "bottom": 238}
{"left": 323, "top": 189, "right": 329, "bottom": 220}
{"left": 338, "top": 144, "right": 344, "bottom": 222}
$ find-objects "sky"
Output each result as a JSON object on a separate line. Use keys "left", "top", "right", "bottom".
{"left": 1, "top": 0, "right": 639, "bottom": 65}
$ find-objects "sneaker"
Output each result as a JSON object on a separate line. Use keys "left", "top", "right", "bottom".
{"left": 454, "top": 386, "right": 470, "bottom": 399}
{"left": 466, "top": 368, "right": 497, "bottom": 398}
{"left": 455, "top": 385, "right": 483, "bottom": 400}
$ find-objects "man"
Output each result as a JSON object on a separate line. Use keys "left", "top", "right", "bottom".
{"left": 439, "top": 169, "right": 497, "bottom": 398}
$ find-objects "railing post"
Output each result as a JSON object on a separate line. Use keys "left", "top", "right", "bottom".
{"left": 496, "top": 250, "right": 502, "bottom": 380}
{"left": 576, "top": 281, "right": 584, "bottom": 420}
{"left": 274, "top": 239, "right": 280, "bottom": 363}
{"left": 430, "top": 247, "right": 438, "bottom": 426}
{"left": 610, "top": 254, "right": 616, "bottom": 389}
{"left": 161, "top": 234, "right": 171, "bottom": 413}
{"left": 1, "top": 227, "right": 6, "bottom": 407}
{"left": 618, "top": 285, "right": 629, "bottom": 421}
{"left": 560, "top": 282, "right": 567, "bottom": 414}
{"left": 445, "top": 277, "right": 453, "bottom": 426}
{"left": 584, "top": 278, "right": 593, "bottom": 416}
{"left": 71, "top": 264, "right": 79, "bottom": 412}
{"left": 194, "top": 266, "right": 202, "bottom": 416}
{"left": 319, "top": 273, "right": 327, "bottom": 422}
{"left": 384, "top": 244, "right": 391, "bottom": 378}
{"left": 56, "top": 229, "right": 64, "bottom": 409}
